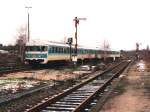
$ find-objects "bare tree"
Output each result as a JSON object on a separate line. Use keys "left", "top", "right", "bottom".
{"left": 16, "top": 26, "right": 27, "bottom": 44}
{"left": 101, "top": 39, "right": 111, "bottom": 61}
{"left": 15, "top": 25, "right": 27, "bottom": 63}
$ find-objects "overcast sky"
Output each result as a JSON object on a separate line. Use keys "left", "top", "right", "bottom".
{"left": 0, "top": 0, "right": 150, "bottom": 50}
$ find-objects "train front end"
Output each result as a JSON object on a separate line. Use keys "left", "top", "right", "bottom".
{"left": 25, "top": 45, "right": 48, "bottom": 64}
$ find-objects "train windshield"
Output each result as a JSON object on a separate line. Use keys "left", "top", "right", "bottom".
{"left": 26, "top": 46, "right": 48, "bottom": 51}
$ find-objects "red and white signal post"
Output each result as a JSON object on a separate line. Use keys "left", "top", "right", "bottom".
{"left": 73, "top": 17, "right": 86, "bottom": 64}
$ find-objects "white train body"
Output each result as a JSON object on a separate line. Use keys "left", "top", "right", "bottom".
{"left": 25, "top": 40, "right": 120, "bottom": 64}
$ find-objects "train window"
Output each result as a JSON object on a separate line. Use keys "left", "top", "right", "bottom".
{"left": 57, "top": 47, "right": 60, "bottom": 53}
{"left": 58, "top": 47, "right": 60, "bottom": 53}
{"left": 48, "top": 47, "right": 52, "bottom": 53}
{"left": 59, "top": 47, "right": 62, "bottom": 53}
{"left": 36, "top": 46, "right": 40, "bottom": 51}
{"left": 65, "top": 48, "right": 67, "bottom": 53}
{"left": 66, "top": 47, "right": 69, "bottom": 54}
{"left": 26, "top": 46, "right": 30, "bottom": 51}
{"left": 64, "top": 47, "right": 66, "bottom": 53}
{"left": 82, "top": 49, "right": 84, "bottom": 54}
{"left": 91, "top": 50, "right": 92, "bottom": 54}
{"left": 83, "top": 50, "right": 85, "bottom": 54}
{"left": 66, "top": 48, "right": 69, "bottom": 54}
{"left": 66, "top": 47, "right": 68, "bottom": 53}
{"left": 90, "top": 50, "right": 92, "bottom": 54}
{"left": 66, "top": 47, "right": 68, "bottom": 54}
{"left": 62, "top": 48, "right": 64, "bottom": 53}
{"left": 81, "top": 49, "right": 83, "bottom": 54}
{"left": 93, "top": 50, "right": 95, "bottom": 54}
{"left": 86, "top": 50, "right": 88, "bottom": 54}
{"left": 59, "top": 47, "right": 61, "bottom": 53}
{"left": 95, "top": 50, "right": 97, "bottom": 54}
{"left": 60, "top": 47, "right": 63, "bottom": 53}
{"left": 57, "top": 47, "right": 59, "bottom": 53}
{"left": 56, "top": 47, "right": 58, "bottom": 53}
{"left": 52, "top": 47, "right": 54, "bottom": 53}
{"left": 79, "top": 49, "right": 81, "bottom": 54}
{"left": 79, "top": 49, "right": 82, "bottom": 54}
{"left": 26, "top": 46, "right": 43, "bottom": 51}
{"left": 54, "top": 47, "right": 56, "bottom": 53}
{"left": 41, "top": 46, "right": 48, "bottom": 51}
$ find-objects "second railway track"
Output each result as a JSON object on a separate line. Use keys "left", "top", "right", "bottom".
{"left": 25, "top": 60, "right": 131, "bottom": 112}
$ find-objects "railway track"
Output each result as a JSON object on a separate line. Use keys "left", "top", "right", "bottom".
{"left": 25, "top": 60, "right": 131, "bottom": 112}
{"left": 0, "top": 66, "right": 31, "bottom": 74}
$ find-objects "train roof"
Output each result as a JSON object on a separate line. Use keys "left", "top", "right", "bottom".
{"left": 26, "top": 39, "right": 120, "bottom": 52}
{"left": 26, "top": 39, "right": 100, "bottom": 50}
{"left": 26, "top": 39, "right": 67, "bottom": 47}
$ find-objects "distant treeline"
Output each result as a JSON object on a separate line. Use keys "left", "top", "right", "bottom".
{"left": 0, "top": 44, "right": 20, "bottom": 52}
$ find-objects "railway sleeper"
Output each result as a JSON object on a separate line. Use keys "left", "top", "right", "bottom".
{"left": 66, "top": 95, "right": 88, "bottom": 99}
{"left": 72, "top": 92, "right": 93, "bottom": 96}
{"left": 76, "top": 88, "right": 97, "bottom": 92}
{"left": 45, "top": 106, "right": 75, "bottom": 111}
{"left": 41, "top": 110, "right": 70, "bottom": 112}
{"left": 51, "top": 103, "right": 78, "bottom": 107}
{"left": 60, "top": 98, "right": 83, "bottom": 102}
{"left": 62, "top": 97, "right": 86, "bottom": 100}
{"left": 67, "top": 94, "right": 90, "bottom": 98}
{"left": 55, "top": 101, "right": 81, "bottom": 105}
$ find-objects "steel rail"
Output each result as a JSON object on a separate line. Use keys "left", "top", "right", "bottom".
{"left": 73, "top": 61, "right": 129, "bottom": 112}
{"left": 25, "top": 60, "right": 130, "bottom": 112}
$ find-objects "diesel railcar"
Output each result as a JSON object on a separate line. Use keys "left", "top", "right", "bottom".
{"left": 25, "top": 40, "right": 120, "bottom": 64}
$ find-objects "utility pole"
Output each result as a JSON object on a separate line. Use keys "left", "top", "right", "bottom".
{"left": 25, "top": 6, "right": 32, "bottom": 42}
{"left": 73, "top": 17, "right": 86, "bottom": 64}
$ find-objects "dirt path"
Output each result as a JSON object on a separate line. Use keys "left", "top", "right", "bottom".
{"left": 100, "top": 60, "right": 150, "bottom": 112}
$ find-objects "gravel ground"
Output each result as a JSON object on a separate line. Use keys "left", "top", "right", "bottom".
{"left": 0, "top": 81, "right": 71, "bottom": 112}
{"left": 1, "top": 69, "right": 76, "bottom": 80}
{"left": 100, "top": 60, "right": 150, "bottom": 112}
{"left": 0, "top": 65, "right": 104, "bottom": 112}
{"left": 0, "top": 62, "right": 111, "bottom": 112}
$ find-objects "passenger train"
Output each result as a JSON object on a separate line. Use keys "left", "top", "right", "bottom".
{"left": 25, "top": 40, "right": 120, "bottom": 64}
